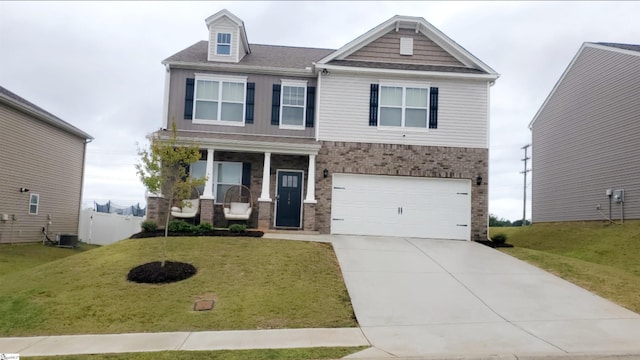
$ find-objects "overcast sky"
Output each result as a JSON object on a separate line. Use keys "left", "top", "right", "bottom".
{"left": 1, "top": 1, "right": 638, "bottom": 222}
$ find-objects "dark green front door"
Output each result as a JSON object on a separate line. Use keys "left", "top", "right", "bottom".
{"left": 275, "top": 171, "right": 303, "bottom": 228}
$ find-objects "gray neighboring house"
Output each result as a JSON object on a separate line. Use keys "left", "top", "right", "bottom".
{"left": 529, "top": 42, "right": 640, "bottom": 223}
{"left": 0, "top": 86, "right": 93, "bottom": 243}
{"left": 148, "top": 9, "right": 499, "bottom": 241}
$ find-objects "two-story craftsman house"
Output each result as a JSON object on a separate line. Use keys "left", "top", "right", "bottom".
{"left": 147, "top": 9, "right": 498, "bottom": 241}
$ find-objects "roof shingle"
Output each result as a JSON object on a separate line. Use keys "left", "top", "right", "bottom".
{"left": 595, "top": 42, "right": 640, "bottom": 53}
{"left": 163, "top": 41, "right": 335, "bottom": 70}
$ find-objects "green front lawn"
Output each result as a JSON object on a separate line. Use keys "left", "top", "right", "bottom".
{"left": 0, "top": 236, "right": 357, "bottom": 336}
{"left": 492, "top": 220, "right": 640, "bottom": 313}
{"left": 26, "top": 347, "right": 369, "bottom": 360}
{"left": 0, "top": 243, "right": 97, "bottom": 276}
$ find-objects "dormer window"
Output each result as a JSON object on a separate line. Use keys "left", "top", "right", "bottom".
{"left": 216, "top": 33, "right": 231, "bottom": 55}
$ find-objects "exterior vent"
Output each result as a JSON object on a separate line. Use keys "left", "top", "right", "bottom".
{"left": 400, "top": 37, "right": 413, "bottom": 55}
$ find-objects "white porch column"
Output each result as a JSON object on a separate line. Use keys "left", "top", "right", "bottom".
{"left": 304, "top": 154, "right": 317, "bottom": 203}
{"left": 259, "top": 152, "right": 272, "bottom": 202}
{"left": 202, "top": 148, "right": 215, "bottom": 199}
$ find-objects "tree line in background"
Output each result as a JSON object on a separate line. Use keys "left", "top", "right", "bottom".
{"left": 490, "top": 214, "right": 531, "bottom": 227}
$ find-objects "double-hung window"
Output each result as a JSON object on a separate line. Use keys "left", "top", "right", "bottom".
{"left": 29, "top": 194, "right": 39, "bottom": 215}
{"left": 379, "top": 84, "right": 429, "bottom": 129}
{"left": 216, "top": 33, "right": 231, "bottom": 55}
{"left": 193, "top": 75, "right": 246, "bottom": 125}
{"left": 214, "top": 162, "right": 242, "bottom": 203}
{"left": 280, "top": 80, "right": 307, "bottom": 129}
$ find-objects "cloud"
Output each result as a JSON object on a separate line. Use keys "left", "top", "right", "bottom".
{"left": 1, "top": 1, "right": 638, "bottom": 222}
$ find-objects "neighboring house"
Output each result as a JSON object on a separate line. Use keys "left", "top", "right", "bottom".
{"left": 0, "top": 86, "right": 93, "bottom": 243}
{"left": 148, "top": 9, "right": 498, "bottom": 241}
{"left": 529, "top": 43, "right": 640, "bottom": 223}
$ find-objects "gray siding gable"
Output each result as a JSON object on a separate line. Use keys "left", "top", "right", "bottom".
{"left": 530, "top": 43, "right": 640, "bottom": 222}
{"left": 0, "top": 86, "right": 92, "bottom": 140}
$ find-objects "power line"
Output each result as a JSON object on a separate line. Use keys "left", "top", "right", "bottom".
{"left": 521, "top": 144, "right": 531, "bottom": 226}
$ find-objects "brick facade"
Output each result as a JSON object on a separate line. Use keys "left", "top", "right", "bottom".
{"left": 145, "top": 142, "right": 488, "bottom": 240}
{"left": 314, "top": 141, "right": 489, "bottom": 240}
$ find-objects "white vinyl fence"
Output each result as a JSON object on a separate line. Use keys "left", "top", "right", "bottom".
{"left": 78, "top": 209, "right": 144, "bottom": 245}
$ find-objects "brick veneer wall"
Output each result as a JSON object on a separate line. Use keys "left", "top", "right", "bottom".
{"left": 145, "top": 151, "right": 313, "bottom": 230}
{"left": 315, "top": 141, "right": 489, "bottom": 240}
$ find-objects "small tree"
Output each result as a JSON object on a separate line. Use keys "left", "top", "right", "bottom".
{"left": 136, "top": 122, "right": 206, "bottom": 238}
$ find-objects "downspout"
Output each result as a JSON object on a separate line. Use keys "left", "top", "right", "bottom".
{"left": 161, "top": 64, "right": 171, "bottom": 130}
{"left": 77, "top": 137, "right": 93, "bottom": 238}
{"left": 486, "top": 80, "right": 493, "bottom": 241}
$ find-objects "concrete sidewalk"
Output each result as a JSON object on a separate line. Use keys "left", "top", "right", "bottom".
{"left": 0, "top": 328, "right": 369, "bottom": 357}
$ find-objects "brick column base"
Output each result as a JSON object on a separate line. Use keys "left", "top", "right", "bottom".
{"left": 146, "top": 196, "right": 169, "bottom": 226}
{"left": 303, "top": 202, "right": 316, "bottom": 231}
{"left": 258, "top": 201, "right": 272, "bottom": 231}
{"left": 200, "top": 198, "right": 215, "bottom": 226}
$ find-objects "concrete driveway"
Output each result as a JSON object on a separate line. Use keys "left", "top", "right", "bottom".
{"left": 327, "top": 235, "right": 640, "bottom": 359}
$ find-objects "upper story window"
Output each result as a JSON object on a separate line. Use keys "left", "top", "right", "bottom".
{"left": 379, "top": 84, "right": 429, "bottom": 129}
{"left": 29, "top": 193, "right": 39, "bottom": 215}
{"left": 193, "top": 74, "right": 246, "bottom": 126}
{"left": 280, "top": 80, "right": 307, "bottom": 129}
{"left": 216, "top": 32, "right": 231, "bottom": 55}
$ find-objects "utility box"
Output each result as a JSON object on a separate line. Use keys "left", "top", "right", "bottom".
{"left": 613, "top": 189, "right": 624, "bottom": 203}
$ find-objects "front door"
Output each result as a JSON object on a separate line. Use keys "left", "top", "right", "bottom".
{"left": 275, "top": 170, "right": 303, "bottom": 228}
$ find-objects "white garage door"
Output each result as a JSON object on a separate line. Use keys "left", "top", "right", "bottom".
{"left": 331, "top": 173, "right": 471, "bottom": 240}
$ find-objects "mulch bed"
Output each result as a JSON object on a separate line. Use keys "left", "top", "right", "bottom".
{"left": 127, "top": 261, "right": 197, "bottom": 284}
{"left": 475, "top": 240, "right": 514, "bottom": 248}
{"left": 130, "top": 229, "right": 264, "bottom": 239}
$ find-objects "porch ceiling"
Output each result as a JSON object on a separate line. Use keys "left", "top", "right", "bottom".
{"left": 166, "top": 130, "right": 321, "bottom": 155}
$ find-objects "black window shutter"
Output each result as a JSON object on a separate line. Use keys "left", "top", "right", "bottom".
{"left": 429, "top": 87, "right": 439, "bottom": 129}
{"left": 184, "top": 78, "right": 195, "bottom": 119}
{"left": 245, "top": 82, "right": 255, "bottom": 124}
{"left": 271, "top": 84, "right": 281, "bottom": 125}
{"left": 305, "top": 86, "right": 316, "bottom": 128}
{"left": 242, "top": 162, "right": 252, "bottom": 188}
{"left": 369, "top": 84, "right": 379, "bottom": 126}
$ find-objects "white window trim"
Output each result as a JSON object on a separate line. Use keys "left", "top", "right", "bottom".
{"left": 213, "top": 161, "right": 243, "bottom": 204}
{"left": 193, "top": 74, "right": 247, "bottom": 126}
{"left": 279, "top": 79, "right": 307, "bottom": 130}
{"left": 29, "top": 193, "right": 39, "bottom": 215}
{"left": 377, "top": 81, "right": 430, "bottom": 131}
{"left": 215, "top": 32, "right": 232, "bottom": 56}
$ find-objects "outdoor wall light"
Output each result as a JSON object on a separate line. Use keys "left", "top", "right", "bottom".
{"left": 321, "top": 68, "right": 329, "bottom": 76}
{"left": 476, "top": 176, "right": 483, "bottom": 186}
{"left": 19, "top": 187, "right": 29, "bottom": 193}
{"left": 323, "top": 169, "right": 329, "bottom": 178}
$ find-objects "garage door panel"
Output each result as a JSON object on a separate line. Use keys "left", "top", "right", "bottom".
{"left": 331, "top": 174, "right": 471, "bottom": 240}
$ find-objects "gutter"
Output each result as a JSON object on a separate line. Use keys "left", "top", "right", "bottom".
{"left": 315, "top": 63, "right": 500, "bottom": 81}
{"left": 162, "top": 61, "right": 316, "bottom": 78}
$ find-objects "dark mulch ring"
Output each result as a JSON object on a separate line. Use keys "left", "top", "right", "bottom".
{"left": 130, "top": 229, "right": 264, "bottom": 239}
{"left": 475, "top": 240, "right": 514, "bottom": 248}
{"left": 127, "top": 261, "right": 197, "bottom": 284}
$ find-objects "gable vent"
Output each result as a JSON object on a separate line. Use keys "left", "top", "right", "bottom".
{"left": 400, "top": 37, "right": 413, "bottom": 55}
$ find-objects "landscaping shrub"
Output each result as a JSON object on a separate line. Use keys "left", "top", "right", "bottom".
{"left": 229, "top": 224, "right": 247, "bottom": 233}
{"left": 491, "top": 233, "right": 508, "bottom": 245}
{"left": 168, "top": 220, "right": 196, "bottom": 233}
{"left": 196, "top": 222, "right": 214, "bottom": 234}
{"left": 140, "top": 220, "right": 158, "bottom": 233}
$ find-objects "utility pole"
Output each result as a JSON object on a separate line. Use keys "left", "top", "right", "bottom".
{"left": 521, "top": 144, "right": 531, "bottom": 226}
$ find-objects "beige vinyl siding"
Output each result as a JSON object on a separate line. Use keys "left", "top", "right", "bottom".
{"left": 345, "top": 29, "right": 465, "bottom": 67}
{"left": 317, "top": 73, "right": 489, "bottom": 148}
{"left": 168, "top": 68, "right": 316, "bottom": 138}
{"left": 208, "top": 17, "right": 240, "bottom": 62}
{"left": 532, "top": 46, "right": 640, "bottom": 222}
{"left": 0, "top": 104, "right": 85, "bottom": 243}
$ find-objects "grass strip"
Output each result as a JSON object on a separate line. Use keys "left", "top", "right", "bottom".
{"left": 25, "top": 347, "right": 370, "bottom": 360}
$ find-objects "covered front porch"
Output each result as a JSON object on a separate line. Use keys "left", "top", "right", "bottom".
{"left": 147, "top": 132, "right": 321, "bottom": 231}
